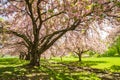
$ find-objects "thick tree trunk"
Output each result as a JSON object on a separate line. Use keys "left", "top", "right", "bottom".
{"left": 29, "top": 52, "right": 40, "bottom": 66}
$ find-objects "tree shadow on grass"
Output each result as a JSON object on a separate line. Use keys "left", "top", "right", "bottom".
{"left": 1, "top": 58, "right": 120, "bottom": 80}
{"left": 0, "top": 58, "right": 50, "bottom": 80}
{"left": 0, "top": 65, "right": 51, "bottom": 80}
{"left": 110, "top": 65, "right": 120, "bottom": 72}
{"left": 81, "top": 60, "right": 107, "bottom": 67}
{"left": 0, "top": 64, "right": 100, "bottom": 80}
{"left": 0, "top": 58, "right": 101, "bottom": 80}
{"left": 57, "top": 60, "right": 107, "bottom": 67}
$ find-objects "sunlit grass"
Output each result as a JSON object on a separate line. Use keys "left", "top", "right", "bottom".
{"left": 83, "top": 57, "right": 120, "bottom": 69}
{"left": 0, "top": 57, "right": 120, "bottom": 79}
{"left": 50, "top": 57, "right": 120, "bottom": 72}
{"left": 0, "top": 58, "right": 28, "bottom": 67}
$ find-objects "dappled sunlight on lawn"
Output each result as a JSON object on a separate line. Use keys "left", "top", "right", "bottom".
{"left": 82, "top": 57, "right": 120, "bottom": 71}
{"left": 0, "top": 58, "right": 100, "bottom": 80}
{"left": 50, "top": 57, "right": 120, "bottom": 72}
{"left": 0, "top": 58, "right": 28, "bottom": 67}
{"left": 0, "top": 57, "right": 120, "bottom": 80}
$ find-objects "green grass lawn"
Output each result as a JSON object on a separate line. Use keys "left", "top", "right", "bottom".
{"left": 83, "top": 57, "right": 120, "bottom": 71}
{"left": 50, "top": 57, "right": 120, "bottom": 72}
{"left": 0, "top": 57, "right": 120, "bottom": 80}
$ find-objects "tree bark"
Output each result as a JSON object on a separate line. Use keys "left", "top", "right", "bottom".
{"left": 78, "top": 53, "right": 82, "bottom": 62}
{"left": 25, "top": 52, "right": 31, "bottom": 60}
{"left": 29, "top": 52, "right": 40, "bottom": 67}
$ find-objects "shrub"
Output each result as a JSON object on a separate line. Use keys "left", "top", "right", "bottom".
{"left": 87, "top": 51, "right": 95, "bottom": 57}
{"left": 101, "top": 48, "right": 116, "bottom": 57}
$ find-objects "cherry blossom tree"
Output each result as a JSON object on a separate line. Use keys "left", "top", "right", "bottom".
{"left": 43, "top": 18, "right": 120, "bottom": 61}
{"left": 0, "top": 0, "right": 120, "bottom": 66}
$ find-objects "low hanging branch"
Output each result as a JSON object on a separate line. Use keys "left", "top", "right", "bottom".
{"left": 0, "top": 28, "right": 32, "bottom": 47}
